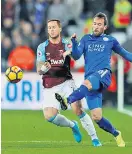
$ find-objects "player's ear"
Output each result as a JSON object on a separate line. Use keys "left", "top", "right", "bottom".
{"left": 60, "top": 27, "right": 62, "bottom": 32}
{"left": 104, "top": 26, "right": 107, "bottom": 31}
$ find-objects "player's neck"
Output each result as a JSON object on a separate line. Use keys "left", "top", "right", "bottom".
{"left": 92, "top": 33, "right": 105, "bottom": 37}
{"left": 49, "top": 36, "right": 61, "bottom": 44}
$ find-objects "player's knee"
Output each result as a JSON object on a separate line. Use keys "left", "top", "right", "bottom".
{"left": 83, "top": 80, "right": 92, "bottom": 90}
{"left": 91, "top": 113, "right": 102, "bottom": 121}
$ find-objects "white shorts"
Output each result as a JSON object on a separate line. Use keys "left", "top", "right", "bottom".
{"left": 42, "top": 79, "right": 77, "bottom": 110}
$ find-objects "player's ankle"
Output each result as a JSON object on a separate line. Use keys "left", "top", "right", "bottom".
{"left": 113, "top": 130, "right": 119, "bottom": 137}
{"left": 91, "top": 133, "right": 98, "bottom": 140}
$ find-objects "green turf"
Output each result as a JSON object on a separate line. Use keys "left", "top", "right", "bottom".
{"left": 1, "top": 108, "right": 132, "bottom": 154}
{"left": 124, "top": 105, "right": 132, "bottom": 111}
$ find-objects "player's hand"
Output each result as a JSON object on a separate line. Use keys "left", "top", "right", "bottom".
{"left": 71, "top": 33, "right": 77, "bottom": 39}
{"left": 44, "top": 61, "right": 51, "bottom": 70}
{"left": 63, "top": 51, "right": 71, "bottom": 58}
{"left": 40, "top": 61, "right": 51, "bottom": 74}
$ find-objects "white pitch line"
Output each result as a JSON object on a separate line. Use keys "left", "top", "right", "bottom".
{"left": 119, "top": 109, "right": 132, "bottom": 117}
{"left": 2, "top": 141, "right": 132, "bottom": 144}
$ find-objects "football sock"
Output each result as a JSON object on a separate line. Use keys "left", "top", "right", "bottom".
{"left": 67, "top": 85, "right": 89, "bottom": 104}
{"left": 96, "top": 117, "right": 119, "bottom": 137}
{"left": 79, "top": 112, "right": 98, "bottom": 140}
{"left": 48, "top": 114, "right": 75, "bottom": 128}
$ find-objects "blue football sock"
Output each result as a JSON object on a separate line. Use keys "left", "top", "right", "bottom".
{"left": 96, "top": 117, "right": 119, "bottom": 137}
{"left": 67, "top": 85, "right": 89, "bottom": 104}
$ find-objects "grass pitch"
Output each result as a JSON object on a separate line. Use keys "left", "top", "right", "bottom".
{"left": 1, "top": 108, "right": 132, "bottom": 154}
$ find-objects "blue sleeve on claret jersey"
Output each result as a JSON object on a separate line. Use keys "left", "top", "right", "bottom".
{"left": 36, "top": 43, "right": 46, "bottom": 62}
{"left": 71, "top": 37, "right": 85, "bottom": 60}
{"left": 112, "top": 38, "right": 132, "bottom": 62}
{"left": 62, "top": 38, "right": 72, "bottom": 51}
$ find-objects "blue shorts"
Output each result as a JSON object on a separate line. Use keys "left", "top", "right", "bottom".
{"left": 85, "top": 69, "right": 111, "bottom": 110}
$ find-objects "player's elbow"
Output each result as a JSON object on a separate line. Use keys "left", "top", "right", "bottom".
{"left": 71, "top": 54, "right": 81, "bottom": 60}
{"left": 74, "top": 56, "right": 80, "bottom": 60}
{"left": 37, "top": 69, "right": 42, "bottom": 75}
{"left": 126, "top": 55, "right": 132, "bottom": 62}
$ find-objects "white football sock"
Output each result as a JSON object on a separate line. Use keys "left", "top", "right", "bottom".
{"left": 80, "top": 113, "right": 98, "bottom": 140}
{"left": 51, "top": 114, "right": 75, "bottom": 128}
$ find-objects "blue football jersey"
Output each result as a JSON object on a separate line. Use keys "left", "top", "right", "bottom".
{"left": 71, "top": 34, "right": 132, "bottom": 78}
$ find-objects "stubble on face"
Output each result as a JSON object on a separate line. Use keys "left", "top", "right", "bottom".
{"left": 92, "top": 17, "right": 107, "bottom": 36}
{"left": 48, "top": 21, "right": 61, "bottom": 40}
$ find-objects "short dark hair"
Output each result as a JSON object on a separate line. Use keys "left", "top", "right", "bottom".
{"left": 94, "top": 12, "right": 108, "bottom": 26}
{"left": 47, "top": 19, "right": 61, "bottom": 28}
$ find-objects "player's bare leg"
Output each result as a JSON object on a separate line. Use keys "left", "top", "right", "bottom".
{"left": 91, "top": 108, "right": 125, "bottom": 147}
{"left": 71, "top": 102, "right": 102, "bottom": 147}
{"left": 55, "top": 78, "right": 125, "bottom": 147}
{"left": 43, "top": 107, "right": 82, "bottom": 143}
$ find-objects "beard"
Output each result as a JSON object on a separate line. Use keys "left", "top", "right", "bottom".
{"left": 92, "top": 29, "right": 104, "bottom": 36}
{"left": 49, "top": 34, "right": 60, "bottom": 39}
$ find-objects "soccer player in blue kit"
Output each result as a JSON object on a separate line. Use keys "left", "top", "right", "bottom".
{"left": 55, "top": 12, "right": 132, "bottom": 147}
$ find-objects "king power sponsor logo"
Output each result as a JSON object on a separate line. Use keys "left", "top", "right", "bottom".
{"left": 88, "top": 44, "right": 105, "bottom": 52}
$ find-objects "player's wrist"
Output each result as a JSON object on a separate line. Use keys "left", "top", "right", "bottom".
{"left": 40, "top": 65, "right": 50, "bottom": 73}
{"left": 71, "top": 37, "right": 77, "bottom": 43}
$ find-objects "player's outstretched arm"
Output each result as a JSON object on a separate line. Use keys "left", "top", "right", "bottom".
{"left": 71, "top": 33, "right": 84, "bottom": 60}
{"left": 112, "top": 38, "right": 132, "bottom": 62}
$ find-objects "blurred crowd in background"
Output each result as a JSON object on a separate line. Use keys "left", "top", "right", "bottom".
{"left": 1, "top": 0, "right": 132, "bottom": 105}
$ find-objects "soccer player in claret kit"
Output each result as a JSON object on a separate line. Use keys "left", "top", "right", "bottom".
{"left": 55, "top": 13, "right": 132, "bottom": 147}
{"left": 36, "top": 19, "right": 102, "bottom": 146}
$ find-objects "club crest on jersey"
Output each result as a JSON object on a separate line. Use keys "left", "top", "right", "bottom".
{"left": 58, "top": 50, "right": 64, "bottom": 54}
{"left": 46, "top": 52, "right": 50, "bottom": 56}
{"left": 103, "top": 37, "right": 109, "bottom": 41}
{"left": 46, "top": 52, "right": 51, "bottom": 60}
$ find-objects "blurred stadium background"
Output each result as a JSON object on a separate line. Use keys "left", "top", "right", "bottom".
{"left": 1, "top": 0, "right": 132, "bottom": 154}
